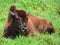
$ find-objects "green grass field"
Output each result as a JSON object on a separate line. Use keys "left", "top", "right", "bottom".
{"left": 0, "top": 0, "right": 60, "bottom": 45}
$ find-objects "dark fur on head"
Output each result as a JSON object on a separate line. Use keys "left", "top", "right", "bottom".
{"left": 3, "top": 6, "right": 28, "bottom": 39}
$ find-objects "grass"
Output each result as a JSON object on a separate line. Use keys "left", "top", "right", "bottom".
{"left": 0, "top": 0, "right": 60, "bottom": 45}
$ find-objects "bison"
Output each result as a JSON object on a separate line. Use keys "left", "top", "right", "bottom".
{"left": 3, "top": 6, "right": 55, "bottom": 39}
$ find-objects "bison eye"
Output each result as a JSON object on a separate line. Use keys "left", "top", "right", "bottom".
{"left": 15, "top": 18, "right": 20, "bottom": 23}
{"left": 26, "top": 17, "right": 28, "bottom": 20}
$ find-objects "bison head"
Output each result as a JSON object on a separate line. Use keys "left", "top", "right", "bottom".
{"left": 3, "top": 6, "right": 29, "bottom": 39}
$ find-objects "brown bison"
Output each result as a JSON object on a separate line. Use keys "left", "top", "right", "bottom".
{"left": 3, "top": 6, "right": 55, "bottom": 39}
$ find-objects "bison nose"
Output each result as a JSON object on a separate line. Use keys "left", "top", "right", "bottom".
{"left": 23, "top": 26, "right": 28, "bottom": 30}
{"left": 22, "top": 26, "right": 28, "bottom": 32}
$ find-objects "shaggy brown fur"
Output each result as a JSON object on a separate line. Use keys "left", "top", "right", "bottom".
{"left": 3, "top": 6, "right": 55, "bottom": 39}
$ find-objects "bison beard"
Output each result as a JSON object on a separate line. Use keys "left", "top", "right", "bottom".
{"left": 3, "top": 6, "right": 55, "bottom": 39}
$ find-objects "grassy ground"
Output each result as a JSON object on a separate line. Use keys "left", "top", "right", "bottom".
{"left": 0, "top": 0, "right": 60, "bottom": 45}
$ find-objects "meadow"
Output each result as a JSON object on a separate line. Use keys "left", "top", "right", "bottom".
{"left": 0, "top": 0, "right": 60, "bottom": 45}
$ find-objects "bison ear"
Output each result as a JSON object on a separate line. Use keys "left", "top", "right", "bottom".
{"left": 9, "top": 5, "right": 16, "bottom": 12}
{"left": 9, "top": 5, "right": 17, "bottom": 15}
